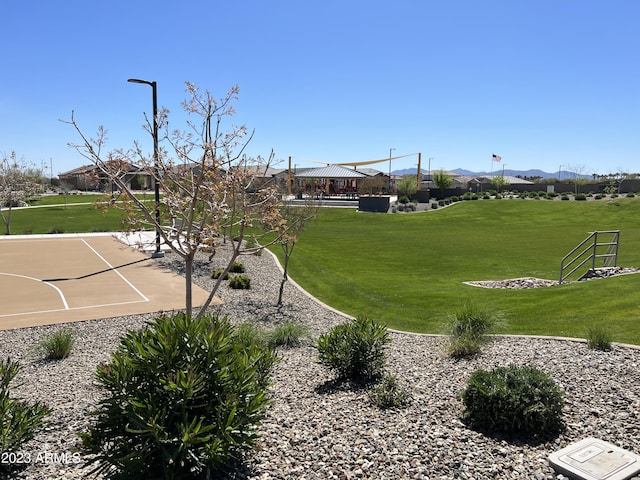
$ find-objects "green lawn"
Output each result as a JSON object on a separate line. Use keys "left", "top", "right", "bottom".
{"left": 5, "top": 193, "right": 155, "bottom": 234}
{"left": 5, "top": 203, "right": 128, "bottom": 234}
{"left": 271, "top": 199, "right": 640, "bottom": 344}
{"left": 6, "top": 197, "right": 640, "bottom": 344}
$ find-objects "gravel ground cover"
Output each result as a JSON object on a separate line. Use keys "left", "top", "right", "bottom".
{"left": 1, "top": 245, "right": 640, "bottom": 479}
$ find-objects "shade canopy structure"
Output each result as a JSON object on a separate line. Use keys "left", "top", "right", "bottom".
{"left": 292, "top": 164, "right": 373, "bottom": 196}
{"left": 293, "top": 164, "right": 368, "bottom": 179}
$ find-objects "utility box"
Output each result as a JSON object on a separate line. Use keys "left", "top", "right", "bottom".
{"left": 549, "top": 437, "right": 640, "bottom": 480}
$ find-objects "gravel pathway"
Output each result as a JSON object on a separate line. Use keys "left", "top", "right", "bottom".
{"left": 1, "top": 245, "right": 640, "bottom": 479}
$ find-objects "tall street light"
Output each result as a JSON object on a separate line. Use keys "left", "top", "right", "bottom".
{"left": 389, "top": 148, "right": 395, "bottom": 193}
{"left": 128, "top": 78, "right": 163, "bottom": 258}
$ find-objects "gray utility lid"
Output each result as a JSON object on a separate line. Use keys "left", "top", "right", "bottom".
{"left": 549, "top": 437, "right": 640, "bottom": 480}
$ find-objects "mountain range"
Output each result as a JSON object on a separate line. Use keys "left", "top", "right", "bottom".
{"left": 391, "top": 168, "right": 588, "bottom": 180}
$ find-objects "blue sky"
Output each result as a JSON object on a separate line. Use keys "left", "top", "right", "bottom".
{"left": 2, "top": 1, "right": 639, "bottom": 177}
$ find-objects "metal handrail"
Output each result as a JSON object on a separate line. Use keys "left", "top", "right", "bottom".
{"left": 559, "top": 230, "right": 620, "bottom": 283}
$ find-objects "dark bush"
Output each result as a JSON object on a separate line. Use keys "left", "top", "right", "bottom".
{"left": 79, "top": 313, "right": 277, "bottom": 479}
{"left": 211, "top": 268, "right": 229, "bottom": 280}
{"left": 315, "top": 316, "right": 390, "bottom": 381}
{"left": 230, "top": 261, "right": 246, "bottom": 273}
{"left": 575, "top": 193, "right": 587, "bottom": 201}
{"left": 461, "top": 364, "right": 564, "bottom": 435}
{"left": 229, "top": 274, "right": 251, "bottom": 289}
{"left": 398, "top": 196, "right": 410, "bottom": 204}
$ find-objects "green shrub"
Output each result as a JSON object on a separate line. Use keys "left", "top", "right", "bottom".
{"left": 561, "top": 195, "right": 570, "bottom": 201}
{"left": 586, "top": 325, "right": 613, "bottom": 351}
{"left": 79, "top": 313, "right": 277, "bottom": 478}
{"left": 40, "top": 328, "right": 75, "bottom": 360}
{"left": 315, "top": 316, "right": 391, "bottom": 381}
{"left": 235, "top": 321, "right": 266, "bottom": 346}
{"left": 368, "top": 373, "right": 412, "bottom": 409}
{"left": 267, "top": 321, "right": 309, "bottom": 348}
{"left": 575, "top": 193, "right": 587, "bottom": 201}
{"left": 431, "top": 203, "right": 438, "bottom": 209}
{"left": 211, "top": 268, "right": 229, "bottom": 280}
{"left": 229, "top": 274, "right": 251, "bottom": 289}
{"left": 461, "top": 364, "right": 564, "bottom": 435}
{"left": 0, "top": 359, "right": 52, "bottom": 463}
{"left": 398, "top": 196, "right": 410, "bottom": 204}
{"left": 446, "top": 304, "right": 496, "bottom": 358}
{"left": 528, "top": 191, "right": 538, "bottom": 198}
{"left": 230, "top": 261, "right": 246, "bottom": 273}
{"left": 626, "top": 192, "right": 635, "bottom": 198}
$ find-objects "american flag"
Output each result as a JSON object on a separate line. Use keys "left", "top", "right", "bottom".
{"left": 492, "top": 154, "right": 502, "bottom": 162}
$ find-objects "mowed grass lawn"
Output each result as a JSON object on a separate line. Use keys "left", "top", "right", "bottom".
{"left": 273, "top": 199, "right": 640, "bottom": 345}
{"left": 6, "top": 194, "right": 155, "bottom": 234}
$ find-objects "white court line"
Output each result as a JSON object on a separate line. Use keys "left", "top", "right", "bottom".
{"left": 0, "top": 273, "right": 69, "bottom": 309}
{"left": 0, "top": 299, "right": 149, "bottom": 319}
{"left": 80, "top": 238, "right": 149, "bottom": 302}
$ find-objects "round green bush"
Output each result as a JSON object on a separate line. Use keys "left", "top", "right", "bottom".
{"left": 229, "top": 274, "right": 251, "bottom": 289}
{"left": 461, "top": 364, "right": 564, "bottom": 435}
{"left": 315, "top": 316, "right": 390, "bottom": 381}
{"left": 575, "top": 193, "right": 587, "bottom": 201}
{"left": 230, "top": 261, "right": 246, "bottom": 273}
{"left": 211, "top": 268, "right": 229, "bottom": 280}
{"left": 79, "top": 313, "right": 277, "bottom": 478}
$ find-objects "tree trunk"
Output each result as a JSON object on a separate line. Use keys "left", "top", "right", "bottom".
{"left": 184, "top": 254, "right": 193, "bottom": 317}
{"left": 2, "top": 207, "right": 12, "bottom": 235}
{"left": 277, "top": 245, "right": 292, "bottom": 305}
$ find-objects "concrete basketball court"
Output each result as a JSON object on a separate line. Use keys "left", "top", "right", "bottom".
{"left": 0, "top": 234, "right": 215, "bottom": 330}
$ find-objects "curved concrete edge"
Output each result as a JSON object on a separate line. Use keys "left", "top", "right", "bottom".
{"left": 262, "top": 249, "right": 640, "bottom": 351}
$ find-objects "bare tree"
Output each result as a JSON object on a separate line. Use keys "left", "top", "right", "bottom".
{"left": 65, "top": 82, "right": 289, "bottom": 318}
{"left": 276, "top": 198, "right": 319, "bottom": 305}
{"left": 0, "top": 151, "right": 43, "bottom": 235}
{"left": 566, "top": 164, "right": 588, "bottom": 194}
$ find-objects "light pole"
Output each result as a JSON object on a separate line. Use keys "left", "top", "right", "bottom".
{"left": 128, "top": 78, "right": 163, "bottom": 258}
{"left": 389, "top": 148, "right": 395, "bottom": 193}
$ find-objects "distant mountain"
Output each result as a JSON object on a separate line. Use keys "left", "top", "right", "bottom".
{"left": 392, "top": 167, "right": 589, "bottom": 180}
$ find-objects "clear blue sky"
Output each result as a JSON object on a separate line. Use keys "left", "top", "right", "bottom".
{"left": 2, "top": 1, "right": 639, "bottom": 177}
